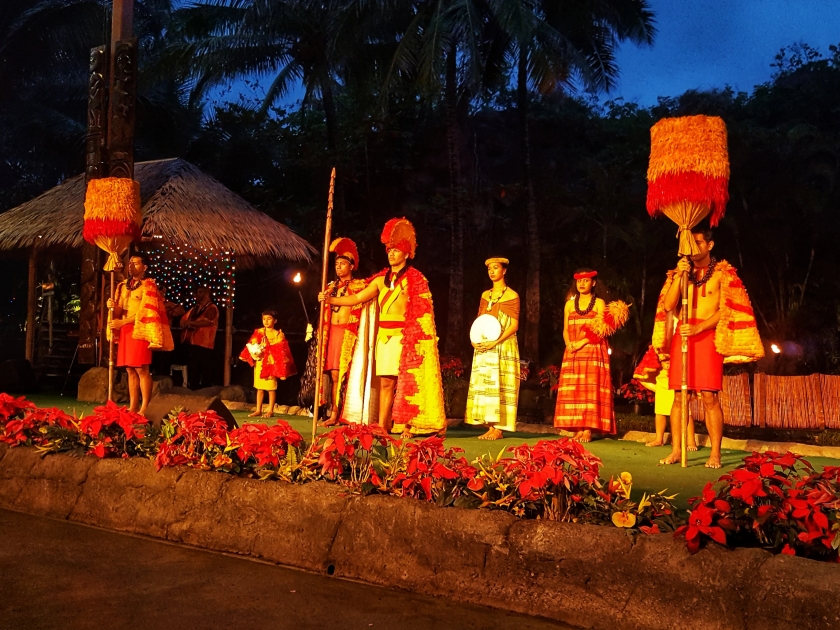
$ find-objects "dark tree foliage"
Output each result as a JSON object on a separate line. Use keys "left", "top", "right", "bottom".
{"left": 1, "top": 2, "right": 839, "bottom": 379}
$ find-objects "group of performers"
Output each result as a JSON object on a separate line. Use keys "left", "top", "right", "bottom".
{"left": 307, "top": 219, "right": 761, "bottom": 464}
{"left": 105, "top": 217, "right": 761, "bottom": 464}
{"left": 309, "top": 215, "right": 631, "bottom": 441}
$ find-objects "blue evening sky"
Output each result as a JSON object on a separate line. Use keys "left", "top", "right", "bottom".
{"left": 610, "top": 0, "right": 840, "bottom": 105}
{"left": 205, "top": 0, "right": 840, "bottom": 110}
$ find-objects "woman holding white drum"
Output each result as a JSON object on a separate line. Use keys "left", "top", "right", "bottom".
{"left": 465, "top": 257, "right": 521, "bottom": 439}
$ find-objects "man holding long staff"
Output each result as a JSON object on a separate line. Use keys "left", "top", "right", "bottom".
{"left": 654, "top": 227, "right": 762, "bottom": 467}
{"left": 319, "top": 218, "right": 446, "bottom": 437}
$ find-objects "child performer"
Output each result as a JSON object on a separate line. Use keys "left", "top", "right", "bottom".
{"left": 465, "top": 257, "right": 521, "bottom": 439}
{"left": 239, "top": 310, "right": 297, "bottom": 418}
{"left": 554, "top": 269, "right": 628, "bottom": 442}
{"left": 633, "top": 345, "right": 696, "bottom": 449}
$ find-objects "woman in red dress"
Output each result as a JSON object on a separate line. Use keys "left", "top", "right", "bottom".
{"left": 553, "top": 270, "right": 616, "bottom": 442}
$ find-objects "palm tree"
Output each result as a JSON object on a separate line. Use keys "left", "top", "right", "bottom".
{"left": 494, "top": 0, "right": 656, "bottom": 362}
{"left": 381, "top": 0, "right": 510, "bottom": 355}
{"left": 164, "top": 1, "right": 394, "bottom": 165}
{"left": 0, "top": 0, "right": 106, "bottom": 203}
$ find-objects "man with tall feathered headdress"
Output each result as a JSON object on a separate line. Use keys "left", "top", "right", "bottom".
{"left": 320, "top": 218, "right": 446, "bottom": 437}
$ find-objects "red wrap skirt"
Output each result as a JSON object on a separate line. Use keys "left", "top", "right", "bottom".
{"left": 325, "top": 323, "right": 347, "bottom": 371}
{"left": 669, "top": 318, "right": 723, "bottom": 392}
{"left": 117, "top": 323, "right": 152, "bottom": 368}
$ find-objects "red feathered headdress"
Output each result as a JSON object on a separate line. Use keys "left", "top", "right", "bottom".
{"left": 380, "top": 217, "right": 417, "bottom": 259}
{"left": 329, "top": 237, "right": 359, "bottom": 265}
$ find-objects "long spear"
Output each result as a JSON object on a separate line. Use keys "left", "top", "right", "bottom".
{"left": 311, "top": 167, "right": 336, "bottom": 443}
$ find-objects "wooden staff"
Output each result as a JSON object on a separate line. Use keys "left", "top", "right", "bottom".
{"left": 680, "top": 260, "right": 689, "bottom": 467}
{"left": 108, "top": 271, "right": 116, "bottom": 401}
{"left": 311, "top": 167, "right": 336, "bottom": 443}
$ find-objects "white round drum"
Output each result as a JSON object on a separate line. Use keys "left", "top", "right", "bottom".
{"left": 470, "top": 314, "right": 502, "bottom": 344}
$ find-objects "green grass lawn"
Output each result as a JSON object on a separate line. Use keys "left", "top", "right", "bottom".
{"left": 27, "top": 393, "right": 840, "bottom": 509}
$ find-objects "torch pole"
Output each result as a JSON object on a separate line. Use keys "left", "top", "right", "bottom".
{"left": 680, "top": 262, "right": 689, "bottom": 468}
{"left": 108, "top": 270, "right": 115, "bottom": 402}
{"left": 298, "top": 291, "right": 310, "bottom": 324}
{"left": 311, "top": 168, "right": 335, "bottom": 444}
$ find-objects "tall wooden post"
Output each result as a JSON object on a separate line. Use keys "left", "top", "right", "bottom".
{"left": 25, "top": 248, "right": 38, "bottom": 363}
{"left": 224, "top": 306, "right": 234, "bottom": 386}
{"left": 79, "top": 44, "right": 109, "bottom": 365}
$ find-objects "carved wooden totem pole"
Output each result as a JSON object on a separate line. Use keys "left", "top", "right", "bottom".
{"left": 78, "top": 1, "right": 137, "bottom": 365}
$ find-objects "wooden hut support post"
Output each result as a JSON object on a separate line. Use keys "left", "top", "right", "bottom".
{"left": 224, "top": 304, "right": 233, "bottom": 386}
{"left": 25, "top": 248, "right": 38, "bottom": 363}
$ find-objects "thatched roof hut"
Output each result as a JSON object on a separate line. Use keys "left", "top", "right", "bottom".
{"left": 0, "top": 158, "right": 316, "bottom": 386}
{"left": 0, "top": 157, "right": 316, "bottom": 268}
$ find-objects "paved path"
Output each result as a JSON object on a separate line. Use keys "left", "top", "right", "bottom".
{"left": 0, "top": 509, "right": 571, "bottom": 630}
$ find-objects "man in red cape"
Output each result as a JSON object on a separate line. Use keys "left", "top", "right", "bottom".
{"left": 654, "top": 228, "right": 762, "bottom": 468}
{"left": 320, "top": 218, "right": 446, "bottom": 437}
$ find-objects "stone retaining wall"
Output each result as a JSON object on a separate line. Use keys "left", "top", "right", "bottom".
{"left": 1, "top": 444, "right": 838, "bottom": 630}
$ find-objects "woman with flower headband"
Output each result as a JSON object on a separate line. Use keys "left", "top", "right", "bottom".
{"left": 554, "top": 269, "right": 628, "bottom": 442}
{"left": 465, "top": 257, "right": 521, "bottom": 440}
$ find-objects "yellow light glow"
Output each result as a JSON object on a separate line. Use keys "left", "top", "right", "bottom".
{"left": 771, "top": 343, "right": 781, "bottom": 354}
{"left": 293, "top": 272, "right": 302, "bottom": 283}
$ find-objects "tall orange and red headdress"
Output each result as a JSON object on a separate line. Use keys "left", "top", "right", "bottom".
{"left": 329, "top": 237, "right": 359, "bottom": 266}
{"left": 82, "top": 177, "right": 142, "bottom": 270}
{"left": 381, "top": 217, "right": 417, "bottom": 259}
{"left": 646, "top": 115, "right": 729, "bottom": 255}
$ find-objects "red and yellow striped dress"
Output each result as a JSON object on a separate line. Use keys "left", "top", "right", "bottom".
{"left": 553, "top": 309, "right": 615, "bottom": 434}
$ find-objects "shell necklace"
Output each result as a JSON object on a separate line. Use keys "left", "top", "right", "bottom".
{"left": 485, "top": 286, "right": 508, "bottom": 312}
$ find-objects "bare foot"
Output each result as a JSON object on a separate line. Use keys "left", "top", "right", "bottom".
{"left": 645, "top": 439, "right": 666, "bottom": 447}
{"left": 705, "top": 455, "right": 722, "bottom": 469}
{"left": 247, "top": 410, "right": 262, "bottom": 418}
{"left": 261, "top": 411, "right": 274, "bottom": 419}
{"left": 318, "top": 418, "right": 340, "bottom": 427}
{"left": 576, "top": 430, "right": 592, "bottom": 443}
{"left": 401, "top": 430, "right": 413, "bottom": 440}
{"left": 659, "top": 453, "right": 681, "bottom": 465}
{"left": 476, "top": 428, "right": 493, "bottom": 440}
{"left": 478, "top": 428, "right": 503, "bottom": 441}
{"left": 687, "top": 443, "right": 698, "bottom": 452}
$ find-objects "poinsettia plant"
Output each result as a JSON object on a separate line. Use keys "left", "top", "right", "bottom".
{"left": 225, "top": 421, "right": 304, "bottom": 480}
{"left": 676, "top": 451, "right": 840, "bottom": 561}
{"left": 310, "top": 423, "right": 394, "bottom": 489}
{"left": 78, "top": 400, "right": 149, "bottom": 458}
{"left": 376, "top": 436, "right": 480, "bottom": 506}
{"left": 439, "top": 355, "right": 466, "bottom": 380}
{"left": 538, "top": 365, "right": 561, "bottom": 392}
{"left": 0, "top": 393, "right": 35, "bottom": 424}
{"left": 618, "top": 379, "right": 655, "bottom": 404}
{"left": 155, "top": 409, "right": 230, "bottom": 471}
{"left": 2, "top": 406, "right": 75, "bottom": 448}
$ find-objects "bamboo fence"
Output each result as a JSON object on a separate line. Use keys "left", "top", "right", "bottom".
{"left": 753, "top": 373, "right": 826, "bottom": 429}
{"left": 687, "top": 374, "right": 751, "bottom": 426}
{"left": 819, "top": 375, "right": 840, "bottom": 430}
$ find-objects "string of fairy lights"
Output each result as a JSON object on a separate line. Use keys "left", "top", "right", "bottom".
{"left": 146, "top": 241, "right": 236, "bottom": 308}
